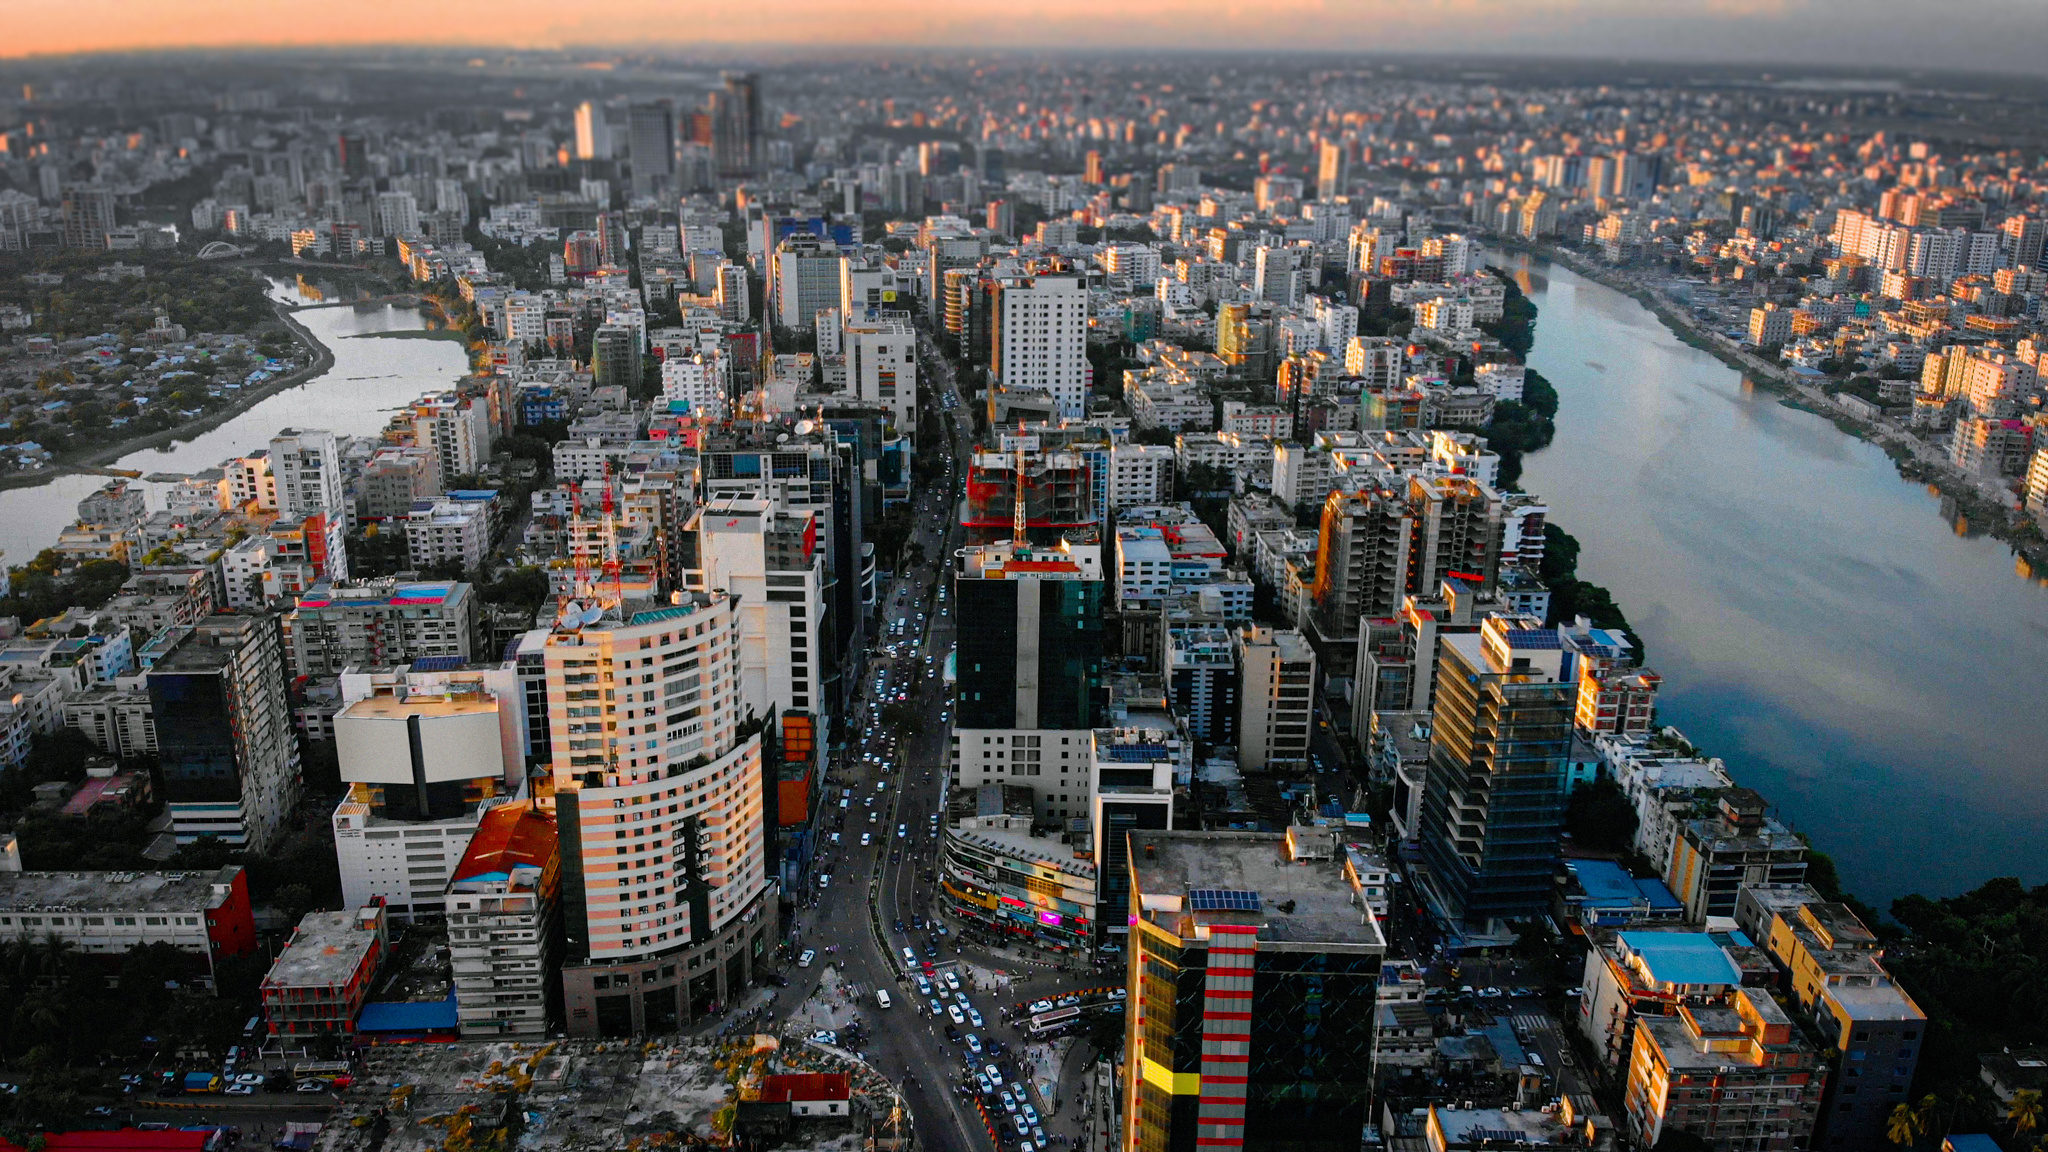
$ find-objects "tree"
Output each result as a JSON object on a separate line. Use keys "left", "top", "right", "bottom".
{"left": 2012, "top": 1089, "right": 2044, "bottom": 1140}
{"left": 1564, "top": 776, "right": 1639, "bottom": 853}
{"left": 1886, "top": 1105, "right": 1921, "bottom": 1148}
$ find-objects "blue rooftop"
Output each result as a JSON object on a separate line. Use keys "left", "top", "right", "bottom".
{"left": 355, "top": 992, "right": 458, "bottom": 1034}
{"left": 1568, "top": 860, "right": 1683, "bottom": 911}
{"left": 1620, "top": 931, "right": 1742, "bottom": 988}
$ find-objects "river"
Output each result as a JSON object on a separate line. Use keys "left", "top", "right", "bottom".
{"left": 0, "top": 276, "right": 470, "bottom": 568}
{"left": 1503, "top": 251, "right": 2048, "bottom": 905}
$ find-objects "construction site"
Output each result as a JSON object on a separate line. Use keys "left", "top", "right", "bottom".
{"left": 310, "top": 1035, "right": 913, "bottom": 1152}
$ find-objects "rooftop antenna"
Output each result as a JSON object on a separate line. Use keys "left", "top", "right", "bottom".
{"left": 1012, "top": 439, "right": 1028, "bottom": 547}
{"left": 569, "top": 480, "right": 590, "bottom": 605}
{"left": 601, "top": 462, "right": 623, "bottom": 608}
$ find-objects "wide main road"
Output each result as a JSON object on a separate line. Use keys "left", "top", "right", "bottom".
{"left": 781, "top": 332, "right": 985, "bottom": 1152}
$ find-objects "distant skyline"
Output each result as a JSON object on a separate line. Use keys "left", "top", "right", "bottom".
{"left": 8, "top": 0, "right": 2048, "bottom": 78}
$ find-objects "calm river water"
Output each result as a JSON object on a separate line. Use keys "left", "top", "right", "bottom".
{"left": 1505, "top": 251, "right": 2048, "bottom": 905}
{"left": 0, "top": 276, "right": 469, "bottom": 568}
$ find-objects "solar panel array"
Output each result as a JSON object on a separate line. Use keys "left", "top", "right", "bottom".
{"left": 1187, "top": 889, "right": 1263, "bottom": 912}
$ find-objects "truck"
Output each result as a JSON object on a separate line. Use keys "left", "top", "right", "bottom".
{"left": 182, "top": 1071, "right": 222, "bottom": 1094}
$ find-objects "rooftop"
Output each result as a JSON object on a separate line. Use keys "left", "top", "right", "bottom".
{"left": 264, "top": 908, "right": 383, "bottom": 991}
{"left": 450, "top": 803, "right": 558, "bottom": 890}
{"left": 1129, "top": 830, "right": 1385, "bottom": 953}
{"left": 1617, "top": 930, "right": 1743, "bottom": 988}
{"left": 0, "top": 866, "right": 241, "bottom": 914}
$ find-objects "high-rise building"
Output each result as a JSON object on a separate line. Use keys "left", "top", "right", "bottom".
{"left": 710, "top": 73, "right": 761, "bottom": 179}
{"left": 626, "top": 101, "right": 675, "bottom": 195}
{"left": 1084, "top": 149, "right": 1105, "bottom": 186}
{"left": 574, "top": 101, "right": 611, "bottom": 161}
{"left": 147, "top": 616, "right": 301, "bottom": 852}
{"left": 1166, "top": 627, "right": 1238, "bottom": 744}
{"left": 591, "top": 324, "right": 642, "bottom": 394}
{"left": 269, "top": 427, "right": 350, "bottom": 580}
{"left": 951, "top": 539, "right": 1107, "bottom": 806}
{"left": 543, "top": 592, "right": 773, "bottom": 1036}
{"left": 1120, "top": 830, "right": 1386, "bottom": 1152}
{"left": 1316, "top": 139, "right": 1349, "bottom": 202}
{"left": 281, "top": 579, "right": 477, "bottom": 680}
{"left": 994, "top": 272, "right": 1089, "bottom": 420}
{"left": 1234, "top": 625, "right": 1315, "bottom": 772}
{"left": 337, "top": 132, "right": 370, "bottom": 178}
{"left": 1416, "top": 614, "right": 1574, "bottom": 930}
{"left": 331, "top": 687, "right": 513, "bottom": 919}
{"left": 844, "top": 317, "right": 918, "bottom": 437}
{"left": 446, "top": 803, "right": 562, "bottom": 1039}
{"left": 1252, "top": 245, "right": 1308, "bottom": 307}
{"left": 1089, "top": 727, "right": 1182, "bottom": 946}
{"left": 683, "top": 497, "right": 827, "bottom": 721}
{"left": 1623, "top": 985, "right": 1827, "bottom": 1151}
{"left": 772, "top": 235, "right": 843, "bottom": 328}
{"left": 60, "top": 183, "right": 115, "bottom": 249}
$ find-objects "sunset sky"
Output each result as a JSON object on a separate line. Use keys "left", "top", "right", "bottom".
{"left": 5, "top": 0, "right": 2046, "bottom": 76}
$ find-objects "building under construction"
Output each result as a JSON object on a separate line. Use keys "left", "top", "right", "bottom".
{"left": 962, "top": 448, "right": 1101, "bottom": 546}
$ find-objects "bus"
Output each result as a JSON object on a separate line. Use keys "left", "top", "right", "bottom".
{"left": 292, "top": 1060, "right": 354, "bottom": 1087}
{"left": 1027, "top": 1006, "right": 1082, "bottom": 1036}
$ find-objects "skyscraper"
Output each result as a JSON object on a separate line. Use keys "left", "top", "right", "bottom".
{"left": 951, "top": 538, "right": 1106, "bottom": 796}
{"left": 710, "top": 72, "right": 760, "bottom": 179}
{"left": 1120, "top": 830, "right": 1386, "bottom": 1152}
{"left": 270, "top": 427, "right": 350, "bottom": 581}
{"left": 337, "top": 132, "right": 369, "bottom": 179}
{"left": 627, "top": 101, "right": 675, "bottom": 196}
{"left": 1416, "top": 614, "right": 1575, "bottom": 930}
{"left": 574, "top": 100, "right": 611, "bottom": 161}
{"left": 544, "top": 591, "right": 773, "bottom": 1036}
{"left": 147, "top": 615, "right": 301, "bottom": 852}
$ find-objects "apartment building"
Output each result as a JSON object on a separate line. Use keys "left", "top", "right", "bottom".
{"left": 1235, "top": 625, "right": 1315, "bottom": 771}
{"left": 146, "top": 616, "right": 300, "bottom": 852}
{"left": 262, "top": 905, "right": 387, "bottom": 1040}
{"left": 282, "top": 579, "right": 477, "bottom": 680}
{"left": 0, "top": 865, "right": 256, "bottom": 982}
{"left": 446, "top": 803, "right": 562, "bottom": 1039}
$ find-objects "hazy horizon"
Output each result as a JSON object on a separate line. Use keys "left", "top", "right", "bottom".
{"left": 9, "top": 0, "right": 2048, "bottom": 79}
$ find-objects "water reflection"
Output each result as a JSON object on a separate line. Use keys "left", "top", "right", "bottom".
{"left": 1502, "top": 249, "right": 2048, "bottom": 903}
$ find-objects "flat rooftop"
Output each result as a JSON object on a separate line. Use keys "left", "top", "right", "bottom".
{"left": 1129, "top": 830, "right": 1385, "bottom": 954}
{"left": 1617, "top": 931, "right": 1742, "bottom": 988}
{"left": 265, "top": 910, "right": 380, "bottom": 991}
{"left": 1824, "top": 979, "right": 1927, "bottom": 1022}
{"left": 0, "top": 866, "right": 239, "bottom": 914}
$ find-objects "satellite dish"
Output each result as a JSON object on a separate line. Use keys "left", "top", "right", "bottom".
{"left": 777, "top": 432, "right": 790, "bottom": 443}
{"left": 580, "top": 604, "right": 606, "bottom": 628}
{"left": 794, "top": 420, "right": 815, "bottom": 436}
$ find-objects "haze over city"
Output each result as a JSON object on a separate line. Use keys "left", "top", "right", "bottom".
{"left": 3, "top": 21, "right": 2048, "bottom": 1152}
{"left": 5, "top": 0, "right": 2048, "bottom": 76}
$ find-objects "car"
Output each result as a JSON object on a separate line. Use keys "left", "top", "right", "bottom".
{"left": 913, "top": 975, "right": 932, "bottom": 995}
{"left": 1029, "top": 999, "right": 1054, "bottom": 1014}
{"left": 1109, "top": 987, "right": 1127, "bottom": 1001}
{"left": 978, "top": 1073, "right": 997, "bottom": 1095}
{"left": 924, "top": 944, "right": 940, "bottom": 959}
{"left": 876, "top": 989, "right": 893, "bottom": 1009}
{"left": 948, "top": 1004, "right": 966, "bottom": 1025}
{"left": 930, "top": 999, "right": 945, "bottom": 1016}
{"left": 891, "top": 850, "right": 902, "bottom": 862}
{"left": 860, "top": 833, "right": 872, "bottom": 846}
{"left": 1032, "top": 1127, "right": 1047, "bottom": 1144}
{"left": 943, "top": 971, "right": 962, "bottom": 991}
{"left": 1022, "top": 1104, "right": 1040, "bottom": 1126}
{"left": 988, "top": 1038, "right": 1007, "bottom": 1056}
{"left": 1566, "top": 986, "right": 1587, "bottom": 998}
{"left": 983, "top": 1063, "right": 1002, "bottom": 1083}
{"left": 965, "top": 1034, "right": 983, "bottom": 1055}
{"left": 944, "top": 1023, "right": 960, "bottom": 1041}
{"left": 999, "top": 1091, "right": 1018, "bottom": 1114}
{"left": 798, "top": 949, "right": 816, "bottom": 968}
{"left": 921, "top": 960, "right": 936, "bottom": 975}
{"left": 234, "top": 1073, "right": 264, "bottom": 1087}
{"left": 1012, "top": 1117, "right": 1029, "bottom": 1138}
{"left": 1056, "top": 994, "right": 1080, "bottom": 1008}
{"left": 296, "top": 1081, "right": 329, "bottom": 1094}
{"left": 1480, "top": 987, "right": 1504, "bottom": 998}
{"left": 225, "top": 1083, "right": 255, "bottom": 1096}
{"left": 967, "top": 1006, "right": 984, "bottom": 1028}
{"left": 1512, "top": 987, "right": 1535, "bottom": 998}
{"left": 87, "top": 1105, "right": 115, "bottom": 1117}
{"left": 903, "top": 946, "right": 919, "bottom": 966}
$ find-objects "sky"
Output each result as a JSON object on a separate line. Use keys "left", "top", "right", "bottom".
{"left": 7, "top": 0, "right": 2048, "bottom": 77}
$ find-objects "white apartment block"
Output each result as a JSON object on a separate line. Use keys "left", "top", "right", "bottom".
{"left": 687, "top": 498, "right": 828, "bottom": 719}
{"left": 845, "top": 318, "right": 919, "bottom": 436}
{"left": 406, "top": 499, "right": 492, "bottom": 571}
{"left": 952, "top": 728, "right": 1098, "bottom": 825}
{"left": 997, "top": 273, "right": 1089, "bottom": 419}
{"left": 1108, "top": 444, "right": 1176, "bottom": 512}
{"left": 1345, "top": 337, "right": 1407, "bottom": 388}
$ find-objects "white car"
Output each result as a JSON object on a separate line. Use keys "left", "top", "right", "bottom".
{"left": 225, "top": 1083, "right": 255, "bottom": 1096}
{"left": 967, "top": 1006, "right": 984, "bottom": 1028}
{"left": 860, "top": 833, "right": 872, "bottom": 846}
{"left": 943, "top": 971, "right": 961, "bottom": 991}
{"left": 948, "top": 1004, "right": 965, "bottom": 1025}
{"left": 798, "top": 949, "right": 817, "bottom": 968}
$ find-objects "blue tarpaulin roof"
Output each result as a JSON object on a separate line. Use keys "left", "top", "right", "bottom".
{"left": 1568, "top": 859, "right": 1683, "bottom": 911}
{"left": 1620, "top": 931, "right": 1742, "bottom": 988}
{"left": 356, "top": 993, "right": 458, "bottom": 1034}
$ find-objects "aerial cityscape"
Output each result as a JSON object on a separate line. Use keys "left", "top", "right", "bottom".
{"left": 2, "top": 15, "right": 2048, "bottom": 1152}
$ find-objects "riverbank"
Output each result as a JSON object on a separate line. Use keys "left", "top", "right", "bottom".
{"left": 0, "top": 292, "right": 338, "bottom": 495}
{"left": 1492, "top": 236, "right": 2048, "bottom": 572}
